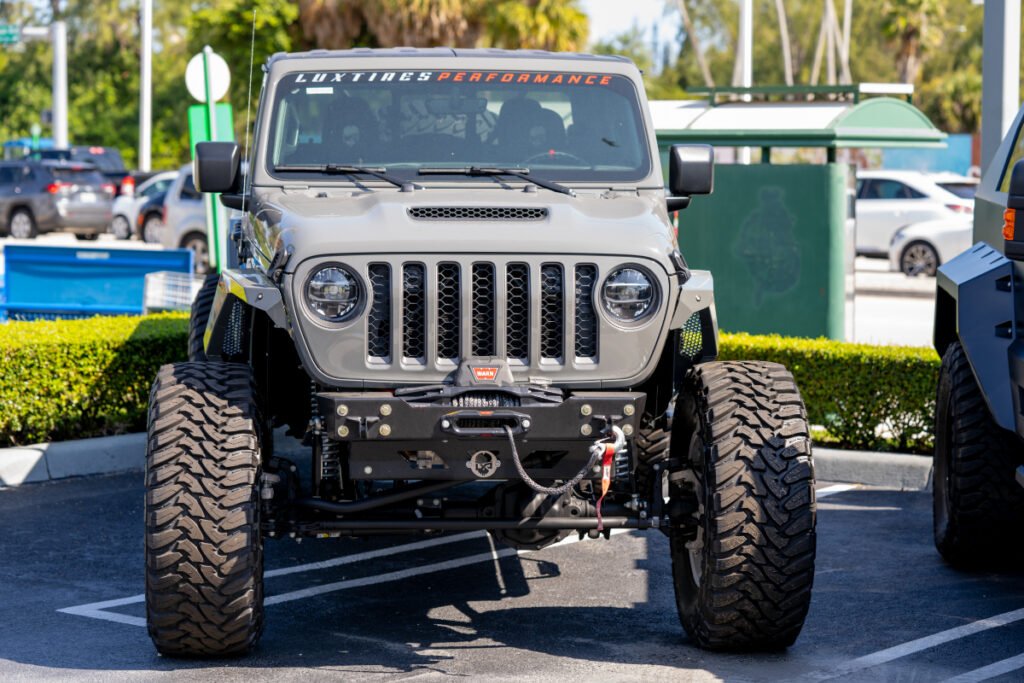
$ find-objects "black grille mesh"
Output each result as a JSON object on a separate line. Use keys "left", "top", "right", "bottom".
{"left": 506, "top": 263, "right": 529, "bottom": 362}
{"left": 409, "top": 207, "right": 548, "bottom": 221}
{"left": 402, "top": 264, "right": 426, "bottom": 360}
{"left": 367, "top": 264, "right": 391, "bottom": 359}
{"left": 540, "top": 264, "right": 564, "bottom": 359}
{"left": 471, "top": 263, "right": 496, "bottom": 356}
{"left": 574, "top": 265, "right": 598, "bottom": 359}
{"left": 437, "top": 263, "right": 461, "bottom": 360}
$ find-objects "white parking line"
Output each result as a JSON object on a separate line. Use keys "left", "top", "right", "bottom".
{"left": 58, "top": 485, "right": 853, "bottom": 629}
{"left": 807, "top": 607, "right": 1024, "bottom": 681}
{"left": 942, "top": 652, "right": 1024, "bottom": 683}
{"left": 816, "top": 484, "right": 859, "bottom": 498}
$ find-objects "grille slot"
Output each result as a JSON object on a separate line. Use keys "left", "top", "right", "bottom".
{"left": 540, "top": 264, "right": 564, "bottom": 360}
{"left": 436, "top": 263, "right": 461, "bottom": 361}
{"left": 367, "top": 264, "right": 391, "bottom": 359}
{"left": 471, "top": 263, "right": 496, "bottom": 356}
{"left": 402, "top": 264, "right": 426, "bottom": 361}
{"left": 409, "top": 206, "right": 548, "bottom": 221}
{"left": 574, "top": 265, "right": 598, "bottom": 359}
{"left": 506, "top": 263, "right": 530, "bottom": 362}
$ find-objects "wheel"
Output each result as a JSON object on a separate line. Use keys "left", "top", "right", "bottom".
{"left": 669, "top": 361, "right": 815, "bottom": 651}
{"left": 145, "top": 362, "right": 265, "bottom": 656}
{"left": 182, "top": 233, "right": 210, "bottom": 275}
{"left": 900, "top": 241, "right": 939, "bottom": 277}
{"left": 188, "top": 272, "right": 220, "bottom": 361}
{"left": 110, "top": 214, "right": 132, "bottom": 240}
{"left": 9, "top": 208, "right": 37, "bottom": 239}
{"left": 142, "top": 213, "right": 164, "bottom": 244}
{"left": 933, "top": 342, "right": 1024, "bottom": 567}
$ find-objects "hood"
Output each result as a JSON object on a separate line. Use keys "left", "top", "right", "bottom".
{"left": 250, "top": 186, "right": 677, "bottom": 273}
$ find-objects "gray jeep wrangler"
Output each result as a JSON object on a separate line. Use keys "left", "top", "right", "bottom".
{"left": 145, "top": 48, "right": 816, "bottom": 657}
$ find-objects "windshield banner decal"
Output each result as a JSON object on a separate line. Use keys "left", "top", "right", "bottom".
{"left": 292, "top": 71, "right": 615, "bottom": 86}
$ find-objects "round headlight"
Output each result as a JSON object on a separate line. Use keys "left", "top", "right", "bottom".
{"left": 602, "top": 267, "right": 656, "bottom": 321}
{"left": 307, "top": 266, "right": 361, "bottom": 322}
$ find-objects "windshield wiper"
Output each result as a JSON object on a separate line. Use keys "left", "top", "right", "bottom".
{"left": 274, "top": 164, "right": 415, "bottom": 189}
{"left": 417, "top": 166, "right": 575, "bottom": 197}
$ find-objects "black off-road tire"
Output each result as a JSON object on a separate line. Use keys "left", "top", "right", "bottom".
{"left": 145, "top": 362, "right": 265, "bottom": 657}
{"left": 188, "top": 272, "right": 220, "bottom": 362}
{"left": 670, "top": 361, "right": 815, "bottom": 651}
{"left": 933, "top": 342, "right": 1024, "bottom": 568}
{"left": 635, "top": 411, "right": 672, "bottom": 497}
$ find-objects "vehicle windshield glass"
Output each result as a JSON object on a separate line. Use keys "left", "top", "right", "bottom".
{"left": 266, "top": 69, "right": 651, "bottom": 183}
{"left": 937, "top": 182, "right": 977, "bottom": 200}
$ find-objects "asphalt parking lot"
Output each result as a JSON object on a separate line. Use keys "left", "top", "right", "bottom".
{"left": 1, "top": 471, "right": 1023, "bottom": 682}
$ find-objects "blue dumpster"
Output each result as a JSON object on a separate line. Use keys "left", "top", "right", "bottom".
{"left": 0, "top": 245, "right": 193, "bottom": 321}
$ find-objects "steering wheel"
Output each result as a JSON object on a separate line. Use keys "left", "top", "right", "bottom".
{"left": 520, "top": 150, "right": 590, "bottom": 166}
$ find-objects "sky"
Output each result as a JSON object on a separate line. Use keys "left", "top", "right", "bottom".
{"left": 581, "top": 0, "right": 683, "bottom": 47}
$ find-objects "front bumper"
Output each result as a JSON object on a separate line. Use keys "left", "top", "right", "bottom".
{"left": 316, "top": 390, "right": 646, "bottom": 480}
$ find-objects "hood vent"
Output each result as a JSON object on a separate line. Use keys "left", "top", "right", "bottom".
{"left": 408, "top": 207, "right": 548, "bottom": 221}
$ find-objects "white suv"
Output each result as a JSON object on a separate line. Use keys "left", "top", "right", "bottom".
{"left": 855, "top": 170, "right": 977, "bottom": 257}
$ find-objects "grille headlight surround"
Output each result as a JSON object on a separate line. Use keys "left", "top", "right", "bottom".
{"left": 602, "top": 266, "right": 658, "bottom": 322}
{"left": 306, "top": 265, "right": 363, "bottom": 323}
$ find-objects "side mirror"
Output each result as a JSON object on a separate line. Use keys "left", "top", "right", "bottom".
{"left": 194, "top": 141, "right": 241, "bottom": 194}
{"left": 1009, "top": 159, "right": 1024, "bottom": 209}
{"left": 667, "top": 144, "right": 714, "bottom": 212}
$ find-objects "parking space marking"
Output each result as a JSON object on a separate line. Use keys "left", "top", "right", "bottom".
{"left": 57, "top": 485, "right": 855, "bottom": 630}
{"left": 807, "top": 607, "right": 1024, "bottom": 681}
{"left": 942, "top": 652, "right": 1024, "bottom": 683}
{"left": 816, "top": 484, "right": 859, "bottom": 498}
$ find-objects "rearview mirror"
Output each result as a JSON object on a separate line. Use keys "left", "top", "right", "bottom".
{"left": 667, "top": 144, "right": 714, "bottom": 212}
{"left": 194, "top": 141, "right": 241, "bottom": 194}
{"left": 1009, "top": 159, "right": 1024, "bottom": 209}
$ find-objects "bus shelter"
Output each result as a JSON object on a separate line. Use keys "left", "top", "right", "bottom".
{"left": 652, "top": 84, "right": 946, "bottom": 340}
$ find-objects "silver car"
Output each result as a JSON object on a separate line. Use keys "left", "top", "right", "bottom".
{"left": 109, "top": 170, "right": 178, "bottom": 239}
{"left": 151, "top": 165, "right": 209, "bottom": 272}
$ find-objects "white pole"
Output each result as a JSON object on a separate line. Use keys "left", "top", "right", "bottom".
{"left": 738, "top": 0, "right": 753, "bottom": 164}
{"left": 139, "top": 0, "right": 152, "bottom": 171}
{"left": 51, "top": 20, "right": 68, "bottom": 149}
{"left": 981, "top": 0, "right": 1021, "bottom": 173}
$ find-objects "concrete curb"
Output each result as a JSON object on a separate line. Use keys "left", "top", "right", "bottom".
{"left": 1, "top": 433, "right": 933, "bottom": 490}
{"left": 815, "top": 447, "right": 932, "bottom": 491}
{"left": 0, "top": 433, "right": 145, "bottom": 487}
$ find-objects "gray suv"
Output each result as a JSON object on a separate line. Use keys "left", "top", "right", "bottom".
{"left": 145, "top": 49, "right": 817, "bottom": 657}
{"left": 0, "top": 160, "right": 113, "bottom": 239}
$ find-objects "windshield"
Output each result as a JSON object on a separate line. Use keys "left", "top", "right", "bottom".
{"left": 266, "top": 69, "right": 651, "bottom": 184}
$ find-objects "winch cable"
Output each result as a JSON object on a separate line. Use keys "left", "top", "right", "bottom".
{"left": 502, "top": 425, "right": 626, "bottom": 504}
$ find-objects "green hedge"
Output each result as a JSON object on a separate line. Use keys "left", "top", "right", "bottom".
{"left": 0, "top": 314, "right": 940, "bottom": 452}
{"left": 0, "top": 313, "right": 188, "bottom": 446}
{"left": 720, "top": 333, "right": 940, "bottom": 453}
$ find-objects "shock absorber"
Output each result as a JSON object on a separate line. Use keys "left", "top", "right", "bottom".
{"left": 309, "top": 381, "right": 342, "bottom": 499}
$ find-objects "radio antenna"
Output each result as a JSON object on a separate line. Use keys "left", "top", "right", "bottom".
{"left": 241, "top": 7, "right": 257, "bottom": 215}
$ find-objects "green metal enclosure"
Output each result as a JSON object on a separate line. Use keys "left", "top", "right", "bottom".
{"left": 652, "top": 85, "right": 946, "bottom": 340}
{"left": 676, "top": 163, "right": 851, "bottom": 338}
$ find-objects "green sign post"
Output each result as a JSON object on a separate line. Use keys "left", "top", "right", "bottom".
{"left": 0, "top": 24, "right": 19, "bottom": 45}
{"left": 185, "top": 46, "right": 232, "bottom": 274}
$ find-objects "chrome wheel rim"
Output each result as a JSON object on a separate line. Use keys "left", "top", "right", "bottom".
{"left": 902, "top": 244, "right": 937, "bottom": 276}
{"left": 10, "top": 213, "right": 31, "bottom": 239}
{"left": 143, "top": 218, "right": 163, "bottom": 244}
{"left": 111, "top": 215, "right": 130, "bottom": 239}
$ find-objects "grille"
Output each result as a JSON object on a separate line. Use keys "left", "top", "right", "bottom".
{"left": 574, "top": 265, "right": 597, "bottom": 359}
{"left": 362, "top": 259, "right": 603, "bottom": 369}
{"left": 437, "top": 263, "right": 461, "bottom": 360}
{"left": 540, "top": 264, "right": 564, "bottom": 360}
{"left": 367, "top": 264, "right": 391, "bottom": 359}
{"left": 409, "top": 206, "right": 548, "bottom": 221}
{"left": 402, "top": 264, "right": 426, "bottom": 360}
{"left": 506, "top": 263, "right": 530, "bottom": 362}
{"left": 471, "top": 263, "right": 496, "bottom": 356}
